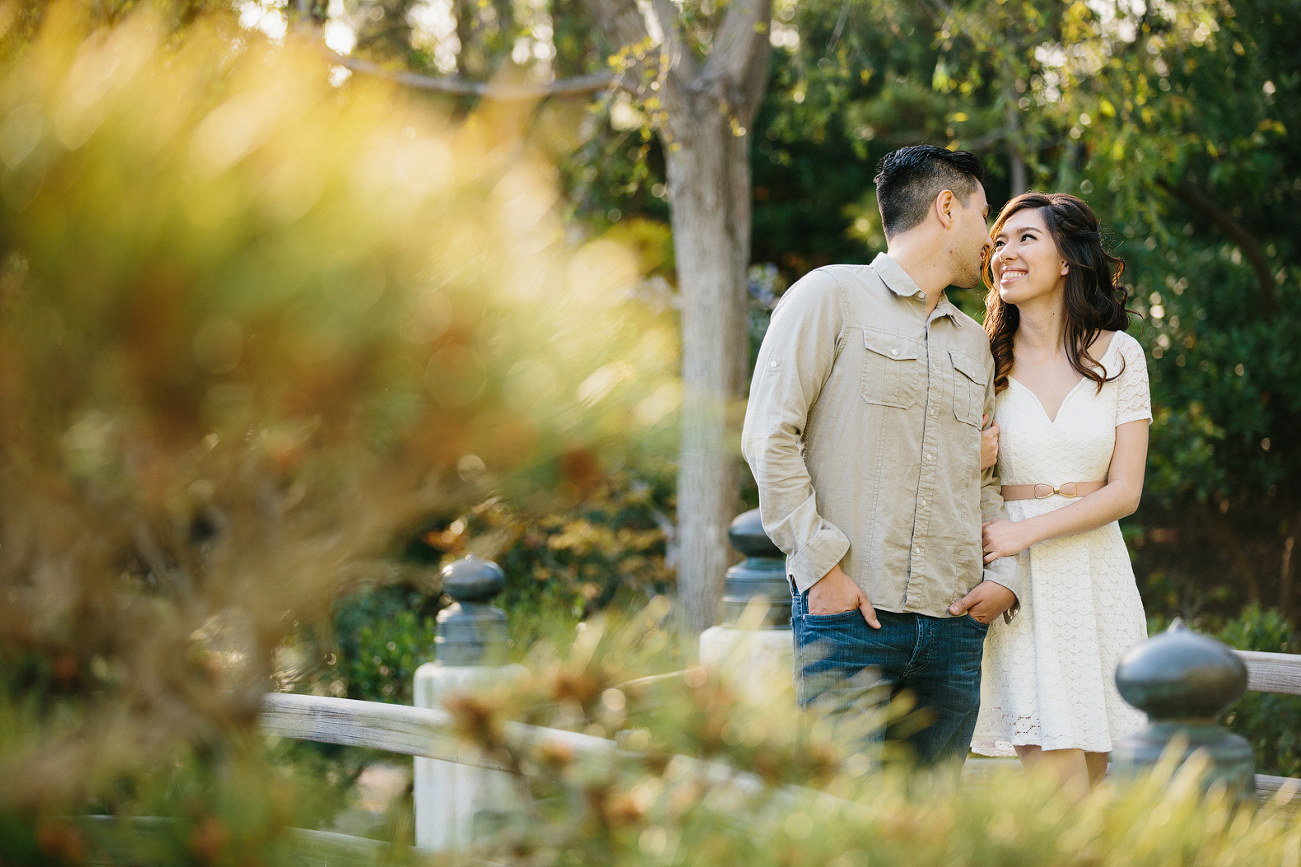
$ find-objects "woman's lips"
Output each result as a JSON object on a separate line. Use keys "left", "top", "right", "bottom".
{"left": 998, "top": 268, "right": 1026, "bottom": 286}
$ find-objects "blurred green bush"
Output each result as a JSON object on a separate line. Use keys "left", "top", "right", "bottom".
{"left": 308, "top": 458, "right": 676, "bottom": 705}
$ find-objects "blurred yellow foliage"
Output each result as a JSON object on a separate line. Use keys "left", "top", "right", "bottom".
{"left": 0, "top": 1, "right": 672, "bottom": 815}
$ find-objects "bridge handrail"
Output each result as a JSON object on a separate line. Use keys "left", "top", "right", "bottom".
{"left": 265, "top": 649, "right": 1301, "bottom": 767}
{"left": 262, "top": 692, "right": 764, "bottom": 792}
{"left": 1236, "top": 650, "right": 1301, "bottom": 696}
{"left": 262, "top": 693, "right": 614, "bottom": 771}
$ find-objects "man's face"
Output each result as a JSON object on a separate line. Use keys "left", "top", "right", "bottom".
{"left": 949, "top": 183, "right": 993, "bottom": 289}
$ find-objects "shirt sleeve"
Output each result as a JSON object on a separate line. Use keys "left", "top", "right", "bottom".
{"left": 1115, "top": 332, "right": 1152, "bottom": 425}
{"left": 978, "top": 355, "right": 1023, "bottom": 619}
{"left": 741, "top": 269, "right": 851, "bottom": 593}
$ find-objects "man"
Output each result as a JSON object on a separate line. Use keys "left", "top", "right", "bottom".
{"left": 741, "top": 145, "right": 1020, "bottom": 766}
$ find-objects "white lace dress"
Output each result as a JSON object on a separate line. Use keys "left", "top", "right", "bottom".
{"left": 971, "top": 330, "right": 1151, "bottom": 757}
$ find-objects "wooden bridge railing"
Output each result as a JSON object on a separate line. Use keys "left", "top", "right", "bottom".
{"left": 262, "top": 646, "right": 1301, "bottom": 794}
{"left": 1238, "top": 650, "right": 1301, "bottom": 696}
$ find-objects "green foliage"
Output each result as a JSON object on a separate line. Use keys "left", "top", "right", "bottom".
{"left": 295, "top": 460, "right": 676, "bottom": 704}
{"left": 480, "top": 465, "right": 676, "bottom": 616}
{"left": 326, "top": 586, "right": 441, "bottom": 705}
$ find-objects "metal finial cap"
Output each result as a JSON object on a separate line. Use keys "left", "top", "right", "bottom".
{"left": 1115, "top": 619, "right": 1248, "bottom": 720}
{"left": 440, "top": 555, "right": 505, "bottom": 603}
{"left": 728, "top": 509, "right": 782, "bottom": 559}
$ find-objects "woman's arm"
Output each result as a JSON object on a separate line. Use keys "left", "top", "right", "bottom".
{"left": 981, "top": 419, "right": 1149, "bottom": 563}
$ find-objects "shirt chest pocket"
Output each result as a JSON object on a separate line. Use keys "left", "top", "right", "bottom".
{"left": 949, "top": 350, "right": 984, "bottom": 427}
{"left": 860, "top": 330, "right": 920, "bottom": 409}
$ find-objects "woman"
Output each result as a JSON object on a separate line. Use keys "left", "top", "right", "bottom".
{"left": 969, "top": 193, "right": 1150, "bottom": 794}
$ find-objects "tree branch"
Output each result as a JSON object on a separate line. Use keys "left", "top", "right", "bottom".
{"left": 1158, "top": 179, "right": 1280, "bottom": 318}
{"left": 581, "top": 0, "right": 695, "bottom": 92}
{"left": 700, "top": 0, "right": 772, "bottom": 125}
{"left": 704, "top": 0, "right": 770, "bottom": 83}
{"left": 649, "top": 0, "right": 699, "bottom": 83}
{"left": 326, "top": 52, "right": 634, "bottom": 100}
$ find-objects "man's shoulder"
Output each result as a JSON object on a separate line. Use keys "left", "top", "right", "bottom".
{"left": 789, "top": 263, "right": 879, "bottom": 292}
{"left": 775, "top": 264, "right": 871, "bottom": 314}
{"left": 781, "top": 264, "right": 884, "bottom": 307}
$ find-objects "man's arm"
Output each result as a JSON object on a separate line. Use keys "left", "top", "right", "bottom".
{"left": 740, "top": 270, "right": 852, "bottom": 595}
{"left": 949, "top": 358, "right": 1022, "bottom": 622}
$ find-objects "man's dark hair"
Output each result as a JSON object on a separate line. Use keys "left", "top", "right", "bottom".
{"left": 874, "top": 145, "right": 985, "bottom": 237}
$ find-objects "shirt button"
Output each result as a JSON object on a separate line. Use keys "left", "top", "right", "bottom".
{"left": 925, "top": 453, "right": 932, "bottom": 461}
{"left": 890, "top": 348, "right": 898, "bottom": 356}
{"left": 769, "top": 360, "right": 777, "bottom": 368}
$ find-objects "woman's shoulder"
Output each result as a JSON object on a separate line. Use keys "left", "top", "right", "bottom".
{"left": 1100, "top": 330, "right": 1148, "bottom": 383}
{"left": 1095, "top": 329, "right": 1144, "bottom": 360}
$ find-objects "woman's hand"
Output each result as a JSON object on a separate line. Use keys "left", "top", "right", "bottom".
{"left": 980, "top": 414, "right": 1000, "bottom": 471}
{"left": 982, "top": 518, "right": 1037, "bottom": 563}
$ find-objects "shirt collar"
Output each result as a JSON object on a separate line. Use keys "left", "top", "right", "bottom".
{"left": 870, "top": 252, "right": 958, "bottom": 321}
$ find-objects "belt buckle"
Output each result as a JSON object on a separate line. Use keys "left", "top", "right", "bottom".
{"left": 1058, "top": 482, "right": 1079, "bottom": 498}
{"left": 1033, "top": 483, "right": 1053, "bottom": 499}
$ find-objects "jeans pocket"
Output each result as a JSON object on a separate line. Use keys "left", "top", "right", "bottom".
{"left": 802, "top": 609, "right": 864, "bottom": 625}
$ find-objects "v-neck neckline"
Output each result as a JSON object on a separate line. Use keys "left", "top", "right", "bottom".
{"left": 1007, "top": 335, "right": 1120, "bottom": 425}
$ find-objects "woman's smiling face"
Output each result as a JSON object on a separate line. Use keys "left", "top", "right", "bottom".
{"left": 990, "top": 207, "right": 1069, "bottom": 307}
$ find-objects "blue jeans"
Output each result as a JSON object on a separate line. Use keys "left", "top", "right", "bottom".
{"left": 791, "top": 592, "right": 989, "bottom": 767}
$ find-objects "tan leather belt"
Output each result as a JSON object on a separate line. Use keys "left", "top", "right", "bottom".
{"left": 1001, "top": 481, "right": 1105, "bottom": 501}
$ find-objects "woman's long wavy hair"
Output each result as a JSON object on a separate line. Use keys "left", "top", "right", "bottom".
{"left": 983, "top": 193, "right": 1134, "bottom": 394}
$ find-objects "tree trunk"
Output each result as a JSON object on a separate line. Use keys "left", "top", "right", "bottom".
{"left": 667, "top": 99, "right": 749, "bottom": 636}
{"left": 579, "top": 0, "right": 771, "bottom": 638}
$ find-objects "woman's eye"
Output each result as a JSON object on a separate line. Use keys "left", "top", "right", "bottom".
{"left": 1022, "top": 233, "right": 1034, "bottom": 241}
{"left": 993, "top": 240, "right": 1005, "bottom": 248}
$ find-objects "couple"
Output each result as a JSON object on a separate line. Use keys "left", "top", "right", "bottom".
{"left": 741, "top": 145, "right": 1150, "bottom": 793}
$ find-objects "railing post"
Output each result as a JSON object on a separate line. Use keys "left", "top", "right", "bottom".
{"left": 1111, "top": 619, "right": 1256, "bottom": 803}
{"left": 413, "top": 555, "right": 528, "bottom": 852}
{"left": 698, "top": 509, "right": 794, "bottom": 701}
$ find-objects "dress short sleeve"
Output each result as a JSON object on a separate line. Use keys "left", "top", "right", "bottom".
{"left": 1114, "top": 331, "right": 1151, "bottom": 426}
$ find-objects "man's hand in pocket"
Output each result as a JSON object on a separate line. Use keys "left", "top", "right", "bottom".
{"left": 807, "top": 565, "right": 879, "bottom": 628}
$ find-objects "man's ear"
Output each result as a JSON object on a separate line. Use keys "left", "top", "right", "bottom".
{"left": 935, "top": 189, "right": 956, "bottom": 229}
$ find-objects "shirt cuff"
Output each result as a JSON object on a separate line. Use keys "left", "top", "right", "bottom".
{"left": 786, "top": 524, "right": 851, "bottom": 593}
{"left": 982, "top": 558, "right": 1023, "bottom": 623}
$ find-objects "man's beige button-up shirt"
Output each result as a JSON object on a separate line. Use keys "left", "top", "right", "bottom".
{"left": 741, "top": 253, "right": 1022, "bottom": 618}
